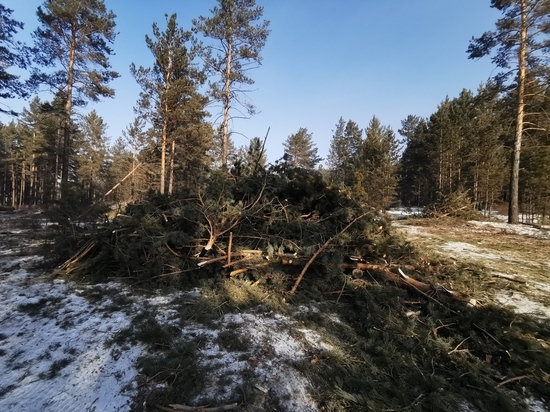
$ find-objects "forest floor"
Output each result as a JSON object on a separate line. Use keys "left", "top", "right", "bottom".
{"left": 0, "top": 209, "right": 548, "bottom": 411}
{"left": 391, "top": 211, "right": 550, "bottom": 320}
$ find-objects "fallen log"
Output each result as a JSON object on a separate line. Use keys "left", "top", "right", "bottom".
{"left": 341, "top": 262, "right": 478, "bottom": 309}
{"left": 155, "top": 402, "right": 238, "bottom": 411}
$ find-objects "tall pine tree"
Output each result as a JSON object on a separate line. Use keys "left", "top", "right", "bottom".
{"left": 327, "top": 118, "right": 363, "bottom": 187}
{"left": 31, "top": 0, "right": 118, "bottom": 199}
{"left": 0, "top": 4, "right": 30, "bottom": 114}
{"left": 468, "top": 0, "right": 550, "bottom": 223}
{"left": 193, "top": 0, "right": 270, "bottom": 167}
{"left": 132, "top": 14, "right": 210, "bottom": 195}
{"left": 356, "top": 116, "right": 399, "bottom": 209}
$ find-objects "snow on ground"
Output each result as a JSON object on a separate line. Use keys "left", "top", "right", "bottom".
{"left": 441, "top": 241, "right": 503, "bottom": 261}
{"left": 385, "top": 207, "right": 423, "bottom": 219}
{"left": 0, "top": 218, "right": 142, "bottom": 411}
{"left": 495, "top": 292, "right": 550, "bottom": 318}
{"left": 391, "top": 210, "right": 550, "bottom": 323}
{"left": 468, "top": 220, "right": 550, "bottom": 240}
{"left": 0, "top": 211, "right": 327, "bottom": 411}
{"left": 185, "top": 311, "right": 324, "bottom": 411}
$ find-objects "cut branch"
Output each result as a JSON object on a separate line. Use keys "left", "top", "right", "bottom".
{"left": 289, "top": 211, "right": 374, "bottom": 294}
{"left": 155, "top": 403, "right": 238, "bottom": 412}
{"left": 104, "top": 162, "right": 143, "bottom": 198}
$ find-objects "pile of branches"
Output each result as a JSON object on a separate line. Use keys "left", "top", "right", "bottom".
{"left": 48, "top": 167, "right": 480, "bottom": 305}
{"left": 52, "top": 168, "right": 408, "bottom": 289}
{"left": 426, "top": 189, "right": 481, "bottom": 220}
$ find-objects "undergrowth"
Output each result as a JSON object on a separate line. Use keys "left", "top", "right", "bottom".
{"left": 42, "top": 167, "right": 549, "bottom": 411}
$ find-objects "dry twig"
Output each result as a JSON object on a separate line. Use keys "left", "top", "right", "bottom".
{"left": 495, "top": 375, "right": 527, "bottom": 388}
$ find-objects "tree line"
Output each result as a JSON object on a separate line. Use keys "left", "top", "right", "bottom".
{"left": 0, "top": 0, "right": 549, "bottom": 224}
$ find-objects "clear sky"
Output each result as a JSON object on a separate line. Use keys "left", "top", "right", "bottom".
{"left": 2, "top": 0, "right": 500, "bottom": 162}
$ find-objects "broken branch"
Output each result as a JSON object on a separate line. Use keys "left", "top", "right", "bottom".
{"left": 289, "top": 211, "right": 374, "bottom": 295}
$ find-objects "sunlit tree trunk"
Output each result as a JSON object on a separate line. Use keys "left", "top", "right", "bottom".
{"left": 221, "top": 35, "right": 232, "bottom": 167}
{"left": 61, "top": 25, "right": 76, "bottom": 199}
{"left": 168, "top": 139, "right": 175, "bottom": 195}
{"left": 508, "top": 0, "right": 527, "bottom": 224}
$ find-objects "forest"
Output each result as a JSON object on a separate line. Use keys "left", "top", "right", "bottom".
{"left": 0, "top": 1, "right": 549, "bottom": 224}
{"left": 1, "top": 1, "right": 550, "bottom": 411}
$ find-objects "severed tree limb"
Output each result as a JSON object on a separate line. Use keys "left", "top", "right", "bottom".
{"left": 197, "top": 256, "right": 228, "bottom": 267}
{"left": 495, "top": 375, "right": 527, "bottom": 388}
{"left": 222, "top": 256, "right": 254, "bottom": 268}
{"left": 171, "top": 403, "right": 238, "bottom": 411}
{"left": 340, "top": 262, "right": 416, "bottom": 272}
{"left": 227, "top": 232, "right": 233, "bottom": 265}
{"left": 230, "top": 262, "right": 270, "bottom": 277}
{"left": 492, "top": 273, "right": 526, "bottom": 284}
{"left": 104, "top": 162, "right": 143, "bottom": 198}
{"left": 289, "top": 211, "right": 374, "bottom": 295}
{"left": 448, "top": 336, "right": 471, "bottom": 354}
{"left": 50, "top": 240, "right": 96, "bottom": 277}
{"left": 165, "top": 243, "right": 179, "bottom": 257}
{"left": 342, "top": 261, "right": 478, "bottom": 309}
{"left": 155, "top": 404, "right": 239, "bottom": 412}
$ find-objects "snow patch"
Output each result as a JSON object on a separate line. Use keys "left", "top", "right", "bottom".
{"left": 0, "top": 271, "right": 142, "bottom": 412}
{"left": 496, "top": 292, "right": 550, "bottom": 319}
{"left": 441, "top": 241, "right": 502, "bottom": 261}
{"left": 468, "top": 220, "right": 550, "bottom": 239}
{"left": 188, "top": 311, "right": 322, "bottom": 411}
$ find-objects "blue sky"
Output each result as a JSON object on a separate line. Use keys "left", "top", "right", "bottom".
{"left": 2, "top": 0, "right": 500, "bottom": 162}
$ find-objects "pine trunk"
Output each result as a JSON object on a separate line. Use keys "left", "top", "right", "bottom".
{"left": 62, "top": 24, "right": 77, "bottom": 200}
{"left": 168, "top": 139, "right": 175, "bottom": 195}
{"left": 160, "top": 118, "right": 167, "bottom": 195}
{"left": 508, "top": 0, "right": 527, "bottom": 224}
{"left": 222, "top": 32, "right": 233, "bottom": 167}
{"left": 160, "top": 52, "right": 174, "bottom": 195}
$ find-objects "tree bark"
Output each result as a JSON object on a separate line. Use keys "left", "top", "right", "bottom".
{"left": 509, "top": 0, "right": 528, "bottom": 224}
{"left": 168, "top": 139, "right": 175, "bottom": 195}
{"left": 160, "top": 51, "right": 174, "bottom": 195}
{"left": 221, "top": 12, "right": 233, "bottom": 168}
{"left": 61, "top": 23, "right": 77, "bottom": 200}
{"left": 160, "top": 117, "right": 167, "bottom": 195}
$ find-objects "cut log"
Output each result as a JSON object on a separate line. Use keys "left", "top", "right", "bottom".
{"left": 155, "top": 402, "right": 238, "bottom": 411}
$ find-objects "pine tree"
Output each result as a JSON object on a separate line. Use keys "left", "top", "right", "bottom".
{"left": 193, "top": 0, "right": 270, "bottom": 167}
{"left": 282, "top": 127, "right": 322, "bottom": 169}
{"left": 468, "top": 0, "right": 550, "bottom": 223}
{"left": 0, "top": 4, "right": 30, "bottom": 114}
{"left": 18, "top": 97, "right": 54, "bottom": 206}
{"left": 327, "top": 118, "right": 363, "bottom": 187}
{"left": 104, "top": 136, "right": 135, "bottom": 204}
{"left": 398, "top": 115, "right": 432, "bottom": 207}
{"left": 31, "top": 0, "right": 118, "bottom": 199}
{"left": 233, "top": 136, "right": 267, "bottom": 176}
{"left": 132, "top": 14, "right": 210, "bottom": 195}
{"left": 0, "top": 121, "right": 21, "bottom": 206}
{"left": 75, "top": 110, "right": 108, "bottom": 200}
{"left": 357, "top": 116, "right": 399, "bottom": 209}
{"left": 120, "top": 118, "right": 148, "bottom": 201}
{"left": 467, "top": 84, "right": 507, "bottom": 212}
